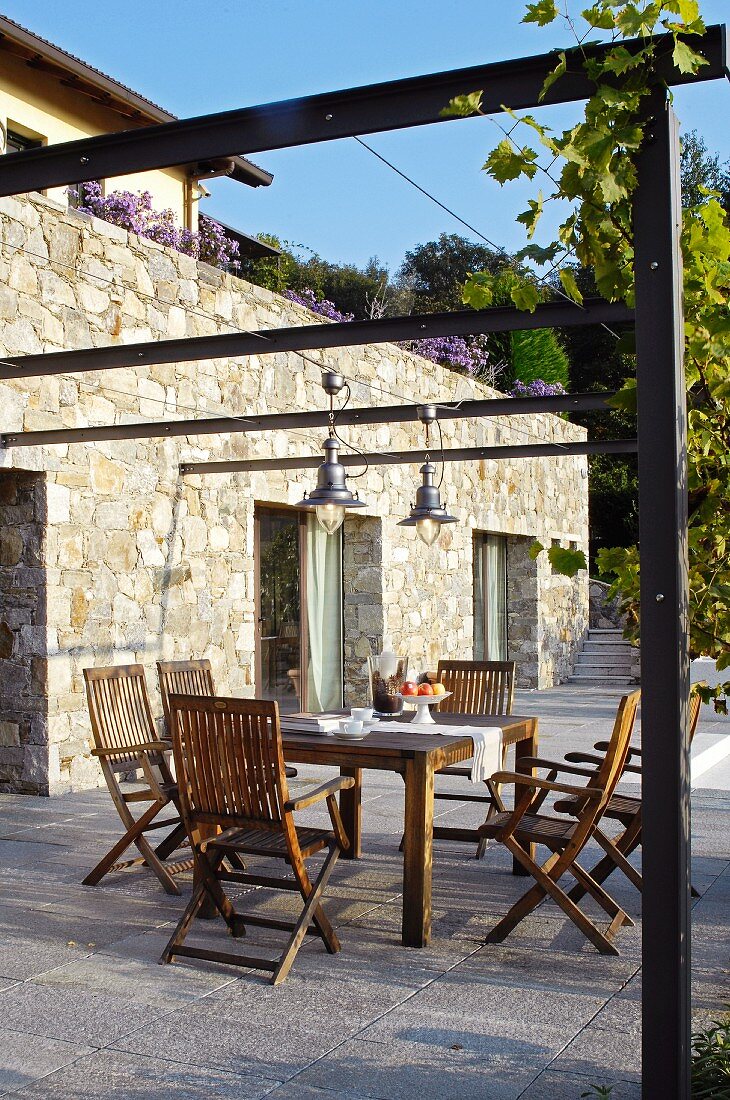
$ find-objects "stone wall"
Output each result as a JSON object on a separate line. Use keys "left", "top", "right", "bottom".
{"left": 0, "top": 470, "right": 48, "bottom": 792}
{"left": 0, "top": 192, "right": 590, "bottom": 793}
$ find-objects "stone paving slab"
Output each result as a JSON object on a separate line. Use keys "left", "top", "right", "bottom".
{"left": 7, "top": 1050, "right": 280, "bottom": 1099}
{"left": 0, "top": 685, "right": 728, "bottom": 1098}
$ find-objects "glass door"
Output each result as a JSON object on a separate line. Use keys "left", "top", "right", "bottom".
{"left": 255, "top": 508, "right": 304, "bottom": 714}
{"left": 474, "top": 533, "right": 508, "bottom": 661}
{"left": 255, "top": 507, "right": 344, "bottom": 713}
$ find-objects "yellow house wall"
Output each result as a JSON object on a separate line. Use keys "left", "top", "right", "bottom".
{"left": 0, "top": 49, "right": 195, "bottom": 227}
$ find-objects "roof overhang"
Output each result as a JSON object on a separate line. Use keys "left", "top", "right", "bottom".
{"left": 0, "top": 15, "right": 273, "bottom": 188}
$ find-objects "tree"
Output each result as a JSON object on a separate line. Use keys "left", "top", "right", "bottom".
{"left": 396, "top": 233, "right": 507, "bottom": 311}
{"left": 448, "top": 0, "right": 729, "bottom": 708}
{"left": 680, "top": 129, "right": 730, "bottom": 211}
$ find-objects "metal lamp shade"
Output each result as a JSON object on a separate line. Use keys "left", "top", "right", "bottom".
{"left": 295, "top": 437, "right": 366, "bottom": 533}
{"left": 397, "top": 462, "right": 457, "bottom": 545}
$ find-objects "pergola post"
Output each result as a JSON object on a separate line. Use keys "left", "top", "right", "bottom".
{"left": 634, "top": 91, "right": 691, "bottom": 1097}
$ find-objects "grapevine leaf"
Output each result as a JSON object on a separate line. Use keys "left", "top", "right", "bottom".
{"left": 462, "top": 272, "right": 495, "bottom": 309}
{"left": 484, "top": 140, "right": 539, "bottom": 183}
{"left": 523, "top": 0, "right": 558, "bottom": 25}
{"left": 547, "top": 546, "right": 588, "bottom": 577}
{"left": 529, "top": 540, "right": 545, "bottom": 561}
{"left": 607, "top": 377, "right": 638, "bottom": 414}
{"left": 540, "top": 51, "right": 567, "bottom": 102}
{"left": 672, "top": 38, "right": 709, "bottom": 74}
{"left": 510, "top": 281, "right": 540, "bottom": 312}
{"left": 581, "top": 5, "right": 615, "bottom": 29}
{"left": 559, "top": 267, "right": 584, "bottom": 305}
{"left": 441, "top": 92, "right": 483, "bottom": 118}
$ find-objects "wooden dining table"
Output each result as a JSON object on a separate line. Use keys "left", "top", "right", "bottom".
{"left": 281, "top": 711, "right": 538, "bottom": 948}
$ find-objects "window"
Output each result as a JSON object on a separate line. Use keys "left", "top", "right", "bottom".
{"left": 474, "top": 533, "right": 508, "bottom": 661}
{"left": 5, "top": 128, "right": 43, "bottom": 154}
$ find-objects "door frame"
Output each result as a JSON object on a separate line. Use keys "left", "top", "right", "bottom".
{"left": 254, "top": 504, "right": 310, "bottom": 710}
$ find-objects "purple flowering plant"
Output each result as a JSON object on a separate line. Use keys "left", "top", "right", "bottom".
{"left": 67, "top": 182, "right": 240, "bottom": 270}
{"left": 284, "top": 287, "right": 354, "bottom": 323}
{"left": 509, "top": 379, "right": 566, "bottom": 397}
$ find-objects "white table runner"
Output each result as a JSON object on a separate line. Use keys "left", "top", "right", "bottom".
{"left": 377, "top": 722, "right": 503, "bottom": 783}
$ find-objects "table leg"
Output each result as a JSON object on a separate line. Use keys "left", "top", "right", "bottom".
{"left": 339, "top": 766, "right": 362, "bottom": 859}
{"left": 513, "top": 722, "right": 539, "bottom": 876}
{"left": 402, "top": 754, "right": 434, "bottom": 947}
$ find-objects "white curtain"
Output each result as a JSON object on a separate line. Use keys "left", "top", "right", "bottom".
{"left": 474, "top": 534, "right": 507, "bottom": 660}
{"left": 485, "top": 535, "right": 507, "bottom": 660}
{"left": 305, "top": 515, "right": 343, "bottom": 711}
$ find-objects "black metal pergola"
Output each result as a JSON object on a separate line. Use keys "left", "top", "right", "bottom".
{"left": 1, "top": 26, "right": 728, "bottom": 1098}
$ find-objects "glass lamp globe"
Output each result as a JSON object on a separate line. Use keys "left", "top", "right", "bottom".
{"left": 415, "top": 516, "right": 442, "bottom": 546}
{"left": 315, "top": 502, "right": 346, "bottom": 535}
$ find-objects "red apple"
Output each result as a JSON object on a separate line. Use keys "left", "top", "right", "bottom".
{"left": 417, "top": 682, "right": 434, "bottom": 696}
{"left": 401, "top": 681, "right": 419, "bottom": 696}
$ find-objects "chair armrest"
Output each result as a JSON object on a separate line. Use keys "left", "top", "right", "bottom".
{"left": 567, "top": 750, "right": 642, "bottom": 776}
{"left": 519, "top": 755, "right": 598, "bottom": 779}
{"left": 284, "top": 776, "right": 355, "bottom": 812}
{"left": 91, "top": 741, "right": 172, "bottom": 758}
{"left": 594, "top": 740, "right": 642, "bottom": 761}
{"left": 490, "top": 771, "right": 603, "bottom": 799}
{"left": 565, "top": 751, "right": 605, "bottom": 766}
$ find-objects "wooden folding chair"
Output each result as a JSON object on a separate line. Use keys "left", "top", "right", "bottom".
{"left": 478, "top": 690, "right": 640, "bottom": 955}
{"left": 157, "top": 659, "right": 298, "bottom": 780}
{"left": 550, "top": 687, "right": 704, "bottom": 902}
{"left": 82, "top": 665, "right": 191, "bottom": 895}
{"left": 160, "top": 693, "right": 354, "bottom": 984}
{"left": 432, "top": 660, "right": 515, "bottom": 859}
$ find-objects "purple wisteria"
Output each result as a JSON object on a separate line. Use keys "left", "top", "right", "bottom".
{"left": 67, "top": 182, "right": 240, "bottom": 270}
{"left": 509, "top": 379, "right": 567, "bottom": 397}
{"left": 402, "top": 334, "right": 491, "bottom": 377}
{"left": 284, "top": 288, "right": 354, "bottom": 323}
{"left": 285, "top": 289, "right": 492, "bottom": 378}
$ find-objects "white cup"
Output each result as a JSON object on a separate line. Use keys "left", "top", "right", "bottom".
{"left": 339, "top": 718, "right": 363, "bottom": 735}
{"left": 351, "top": 707, "right": 374, "bottom": 724}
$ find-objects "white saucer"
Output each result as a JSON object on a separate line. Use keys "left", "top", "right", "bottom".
{"left": 333, "top": 730, "right": 369, "bottom": 741}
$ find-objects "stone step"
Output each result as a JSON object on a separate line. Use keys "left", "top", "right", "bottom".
{"left": 582, "top": 643, "right": 634, "bottom": 655}
{"left": 562, "top": 668, "right": 633, "bottom": 677}
{"left": 575, "top": 660, "right": 634, "bottom": 672}
{"left": 576, "top": 651, "right": 633, "bottom": 660}
{"left": 575, "top": 666, "right": 634, "bottom": 679}
{"left": 588, "top": 628, "right": 624, "bottom": 634}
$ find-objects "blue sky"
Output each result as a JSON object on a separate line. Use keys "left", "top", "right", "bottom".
{"left": 3, "top": 0, "right": 729, "bottom": 273}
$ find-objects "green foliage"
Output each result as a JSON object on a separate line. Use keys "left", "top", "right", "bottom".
{"left": 529, "top": 541, "right": 589, "bottom": 576}
{"left": 511, "top": 327, "right": 570, "bottom": 388}
{"left": 461, "top": 0, "right": 729, "bottom": 709}
{"left": 680, "top": 130, "right": 730, "bottom": 210}
{"left": 691, "top": 1011, "right": 730, "bottom": 1097}
{"left": 580, "top": 1086, "right": 613, "bottom": 1099}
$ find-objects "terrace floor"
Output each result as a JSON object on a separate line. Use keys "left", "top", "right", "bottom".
{"left": 0, "top": 687, "right": 728, "bottom": 1099}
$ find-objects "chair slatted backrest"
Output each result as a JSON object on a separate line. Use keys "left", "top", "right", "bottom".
{"left": 588, "top": 690, "right": 641, "bottom": 815}
{"left": 157, "top": 660, "right": 215, "bottom": 730}
{"left": 83, "top": 665, "right": 157, "bottom": 765}
{"left": 168, "top": 694, "right": 288, "bottom": 828}
{"left": 689, "top": 685, "right": 704, "bottom": 742}
{"left": 436, "top": 660, "right": 515, "bottom": 716}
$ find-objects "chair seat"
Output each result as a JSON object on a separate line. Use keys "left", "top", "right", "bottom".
{"left": 554, "top": 792, "right": 639, "bottom": 823}
{"left": 481, "top": 811, "right": 577, "bottom": 847}
{"left": 208, "top": 825, "right": 333, "bottom": 860}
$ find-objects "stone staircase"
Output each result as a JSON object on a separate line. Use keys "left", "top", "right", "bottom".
{"left": 567, "top": 627, "right": 637, "bottom": 685}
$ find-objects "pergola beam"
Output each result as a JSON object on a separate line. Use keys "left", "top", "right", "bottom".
{"left": 0, "top": 299, "right": 633, "bottom": 380}
{"left": 180, "top": 438, "right": 637, "bottom": 476}
{"left": 0, "top": 26, "right": 724, "bottom": 196}
{"left": 0, "top": 391, "right": 617, "bottom": 449}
